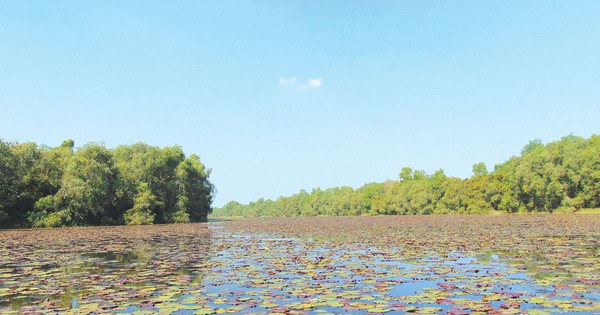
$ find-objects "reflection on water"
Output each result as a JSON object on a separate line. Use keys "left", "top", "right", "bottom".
{"left": 0, "top": 224, "right": 213, "bottom": 312}
{"left": 185, "top": 229, "right": 600, "bottom": 315}
{"left": 84, "top": 249, "right": 149, "bottom": 265}
{"left": 1, "top": 218, "right": 599, "bottom": 314}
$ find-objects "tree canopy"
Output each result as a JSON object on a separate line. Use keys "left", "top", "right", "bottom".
{"left": 213, "top": 134, "right": 600, "bottom": 217}
{"left": 0, "top": 140, "right": 214, "bottom": 228}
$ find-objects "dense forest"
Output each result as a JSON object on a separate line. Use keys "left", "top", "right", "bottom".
{"left": 214, "top": 134, "right": 600, "bottom": 217}
{"left": 0, "top": 140, "right": 214, "bottom": 228}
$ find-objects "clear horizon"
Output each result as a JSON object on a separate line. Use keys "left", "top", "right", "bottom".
{"left": 1, "top": 1, "right": 599, "bottom": 207}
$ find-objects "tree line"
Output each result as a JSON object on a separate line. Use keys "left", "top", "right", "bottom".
{"left": 214, "top": 134, "right": 600, "bottom": 217}
{"left": 0, "top": 140, "right": 214, "bottom": 228}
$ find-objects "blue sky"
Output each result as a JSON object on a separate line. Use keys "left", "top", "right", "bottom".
{"left": 1, "top": 1, "right": 599, "bottom": 207}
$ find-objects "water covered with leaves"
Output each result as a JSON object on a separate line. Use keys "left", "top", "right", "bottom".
{"left": 0, "top": 224, "right": 213, "bottom": 314}
{"left": 1, "top": 214, "right": 599, "bottom": 314}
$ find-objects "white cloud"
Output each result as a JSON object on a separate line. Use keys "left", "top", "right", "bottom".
{"left": 279, "top": 76, "right": 322, "bottom": 90}
{"left": 305, "top": 77, "right": 322, "bottom": 89}
{"left": 278, "top": 76, "right": 298, "bottom": 88}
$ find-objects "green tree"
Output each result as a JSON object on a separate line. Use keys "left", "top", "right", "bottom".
{"left": 124, "top": 183, "right": 156, "bottom": 225}
{"left": 399, "top": 167, "right": 413, "bottom": 181}
{"left": 521, "top": 139, "right": 543, "bottom": 155}
{"left": 175, "top": 154, "right": 214, "bottom": 222}
{"left": 50, "top": 144, "right": 118, "bottom": 226}
{"left": 4, "top": 142, "right": 61, "bottom": 227}
{"left": 472, "top": 162, "right": 488, "bottom": 176}
{"left": 214, "top": 134, "right": 600, "bottom": 218}
{"left": 0, "top": 140, "right": 18, "bottom": 226}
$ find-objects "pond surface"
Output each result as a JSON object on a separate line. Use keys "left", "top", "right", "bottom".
{"left": 0, "top": 214, "right": 599, "bottom": 314}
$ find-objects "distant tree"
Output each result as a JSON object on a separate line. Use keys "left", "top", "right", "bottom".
{"left": 521, "top": 139, "right": 543, "bottom": 155}
{"left": 436, "top": 178, "right": 466, "bottom": 213}
{"left": 472, "top": 162, "right": 488, "bottom": 176}
{"left": 215, "top": 134, "right": 599, "bottom": 217}
{"left": 399, "top": 167, "right": 413, "bottom": 181}
{"left": 60, "top": 139, "right": 75, "bottom": 151}
{"left": 412, "top": 170, "right": 428, "bottom": 181}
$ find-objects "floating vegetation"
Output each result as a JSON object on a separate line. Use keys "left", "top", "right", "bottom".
{"left": 1, "top": 214, "right": 599, "bottom": 314}
{"left": 0, "top": 224, "right": 213, "bottom": 314}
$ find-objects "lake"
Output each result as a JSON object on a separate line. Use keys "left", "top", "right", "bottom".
{"left": 1, "top": 214, "right": 599, "bottom": 314}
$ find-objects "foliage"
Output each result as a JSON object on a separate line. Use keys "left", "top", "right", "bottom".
{"left": 0, "top": 139, "right": 213, "bottom": 227}
{"left": 214, "top": 134, "right": 600, "bottom": 217}
{"left": 123, "top": 183, "right": 156, "bottom": 225}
